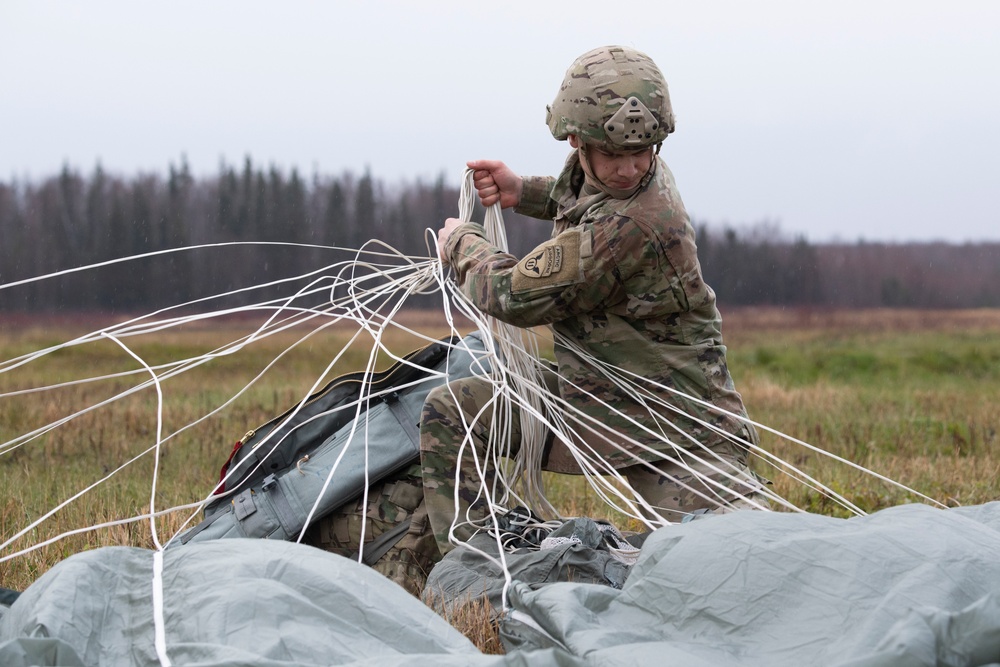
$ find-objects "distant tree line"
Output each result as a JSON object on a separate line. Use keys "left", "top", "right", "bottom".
{"left": 0, "top": 158, "right": 495, "bottom": 313}
{"left": 1, "top": 159, "right": 998, "bottom": 312}
{"left": 696, "top": 223, "right": 1000, "bottom": 309}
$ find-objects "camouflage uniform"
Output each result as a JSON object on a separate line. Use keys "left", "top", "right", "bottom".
{"left": 302, "top": 463, "right": 436, "bottom": 596}
{"left": 422, "top": 45, "right": 765, "bottom": 557}
{"left": 421, "top": 151, "right": 765, "bottom": 556}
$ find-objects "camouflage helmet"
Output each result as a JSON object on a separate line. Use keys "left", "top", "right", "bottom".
{"left": 546, "top": 45, "right": 675, "bottom": 151}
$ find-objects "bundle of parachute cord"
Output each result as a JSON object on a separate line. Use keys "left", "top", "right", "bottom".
{"left": 0, "top": 166, "right": 948, "bottom": 628}
{"left": 434, "top": 169, "right": 948, "bottom": 591}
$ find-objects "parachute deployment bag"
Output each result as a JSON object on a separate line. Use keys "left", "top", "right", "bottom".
{"left": 175, "top": 332, "right": 490, "bottom": 591}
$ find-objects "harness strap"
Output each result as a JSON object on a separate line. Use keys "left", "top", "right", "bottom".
{"left": 353, "top": 518, "right": 413, "bottom": 566}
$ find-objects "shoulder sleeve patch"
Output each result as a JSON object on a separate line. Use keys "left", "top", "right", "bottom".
{"left": 511, "top": 229, "right": 585, "bottom": 295}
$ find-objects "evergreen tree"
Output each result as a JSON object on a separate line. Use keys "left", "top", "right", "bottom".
{"left": 0, "top": 182, "right": 26, "bottom": 309}
{"left": 284, "top": 168, "right": 307, "bottom": 245}
{"left": 783, "top": 237, "right": 823, "bottom": 304}
{"left": 164, "top": 158, "right": 194, "bottom": 304}
{"left": 103, "top": 184, "right": 131, "bottom": 309}
{"left": 218, "top": 163, "right": 240, "bottom": 238}
{"left": 3, "top": 161, "right": 999, "bottom": 312}
{"left": 355, "top": 169, "right": 377, "bottom": 247}
{"left": 238, "top": 156, "right": 254, "bottom": 239}
{"left": 323, "top": 179, "right": 348, "bottom": 248}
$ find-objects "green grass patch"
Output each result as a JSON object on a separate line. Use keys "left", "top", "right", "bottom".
{"left": 1, "top": 309, "right": 999, "bottom": 617}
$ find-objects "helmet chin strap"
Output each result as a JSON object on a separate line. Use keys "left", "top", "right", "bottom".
{"left": 577, "top": 143, "right": 659, "bottom": 200}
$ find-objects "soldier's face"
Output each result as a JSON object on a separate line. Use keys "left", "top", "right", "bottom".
{"left": 589, "top": 147, "right": 654, "bottom": 191}
{"left": 570, "top": 135, "right": 654, "bottom": 192}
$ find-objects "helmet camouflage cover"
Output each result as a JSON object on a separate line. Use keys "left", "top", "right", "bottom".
{"left": 546, "top": 45, "right": 675, "bottom": 151}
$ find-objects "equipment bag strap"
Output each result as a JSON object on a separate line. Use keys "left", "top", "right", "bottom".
{"left": 351, "top": 518, "right": 413, "bottom": 567}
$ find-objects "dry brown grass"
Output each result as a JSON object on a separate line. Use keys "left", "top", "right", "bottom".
{"left": 722, "top": 306, "right": 1000, "bottom": 338}
{"left": 424, "top": 592, "right": 504, "bottom": 655}
{"left": 2, "top": 307, "right": 999, "bottom": 653}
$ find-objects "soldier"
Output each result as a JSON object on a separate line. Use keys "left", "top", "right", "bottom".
{"left": 421, "top": 45, "right": 768, "bottom": 557}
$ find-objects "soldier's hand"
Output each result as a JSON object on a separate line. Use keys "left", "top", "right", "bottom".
{"left": 467, "top": 159, "right": 523, "bottom": 209}
{"left": 436, "top": 217, "right": 465, "bottom": 264}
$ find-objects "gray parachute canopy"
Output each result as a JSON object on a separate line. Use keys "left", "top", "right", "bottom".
{"left": 3, "top": 502, "right": 1000, "bottom": 666}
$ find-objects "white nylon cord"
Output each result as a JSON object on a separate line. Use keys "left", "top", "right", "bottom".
{"left": 100, "top": 331, "right": 172, "bottom": 666}
{"left": 457, "top": 169, "right": 554, "bottom": 517}
{"left": 0, "top": 218, "right": 945, "bottom": 628}
{"left": 450, "top": 171, "right": 782, "bottom": 535}
{"left": 152, "top": 550, "right": 172, "bottom": 667}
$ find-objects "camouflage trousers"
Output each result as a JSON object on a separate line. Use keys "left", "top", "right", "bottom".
{"left": 301, "top": 463, "right": 437, "bottom": 596}
{"left": 420, "top": 374, "right": 769, "bottom": 557}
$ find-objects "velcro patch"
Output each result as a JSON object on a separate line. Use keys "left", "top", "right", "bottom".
{"left": 518, "top": 245, "right": 563, "bottom": 279}
{"left": 511, "top": 230, "right": 584, "bottom": 294}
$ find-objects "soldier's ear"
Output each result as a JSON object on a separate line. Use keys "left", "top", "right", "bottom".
{"left": 568, "top": 135, "right": 580, "bottom": 149}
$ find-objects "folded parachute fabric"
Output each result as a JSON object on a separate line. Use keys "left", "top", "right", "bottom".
{"left": 502, "top": 502, "right": 1000, "bottom": 666}
{"left": 4, "top": 503, "right": 1000, "bottom": 666}
{"left": 0, "top": 539, "right": 542, "bottom": 667}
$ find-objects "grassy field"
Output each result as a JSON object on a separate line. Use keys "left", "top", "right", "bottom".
{"left": 725, "top": 308, "right": 1000, "bottom": 514}
{"left": 1, "top": 307, "right": 998, "bottom": 646}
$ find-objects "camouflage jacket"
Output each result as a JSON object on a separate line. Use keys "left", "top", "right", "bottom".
{"left": 444, "top": 151, "right": 753, "bottom": 471}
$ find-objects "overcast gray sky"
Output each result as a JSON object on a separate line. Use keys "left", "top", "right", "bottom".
{"left": 2, "top": 1, "right": 998, "bottom": 243}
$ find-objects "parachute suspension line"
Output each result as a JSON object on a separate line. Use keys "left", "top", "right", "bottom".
{"left": 97, "top": 331, "right": 173, "bottom": 667}
{"left": 152, "top": 550, "right": 172, "bottom": 667}
{"left": 0, "top": 242, "right": 453, "bottom": 560}
{"left": 0, "top": 289, "right": 364, "bottom": 459}
{"left": 457, "top": 168, "right": 556, "bottom": 519}
{"left": 436, "top": 172, "right": 565, "bottom": 609}
{"left": 100, "top": 332, "right": 168, "bottom": 551}
{"left": 0, "top": 271, "right": 375, "bottom": 460}
{"left": 294, "top": 243, "right": 447, "bottom": 558}
{"left": 0, "top": 209, "right": 948, "bottom": 584}
{"left": 551, "top": 330, "right": 944, "bottom": 512}
{"left": 449, "top": 180, "right": 942, "bottom": 530}
{"left": 448, "top": 176, "right": 760, "bottom": 528}
{"left": 0, "top": 240, "right": 432, "bottom": 293}
{"left": 544, "top": 332, "right": 812, "bottom": 516}
{"left": 544, "top": 332, "right": 856, "bottom": 519}
{"left": 0, "top": 505, "right": 205, "bottom": 564}
{"left": 178, "top": 242, "right": 447, "bottom": 548}
{"left": 449, "top": 175, "right": 782, "bottom": 528}
{"left": 431, "top": 261, "right": 519, "bottom": 610}
{"left": 423, "top": 218, "right": 559, "bottom": 602}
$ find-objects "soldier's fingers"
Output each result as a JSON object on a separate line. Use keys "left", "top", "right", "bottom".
{"left": 467, "top": 159, "right": 504, "bottom": 173}
{"left": 474, "top": 184, "right": 498, "bottom": 203}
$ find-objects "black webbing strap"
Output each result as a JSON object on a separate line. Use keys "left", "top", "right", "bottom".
{"left": 352, "top": 518, "right": 413, "bottom": 566}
